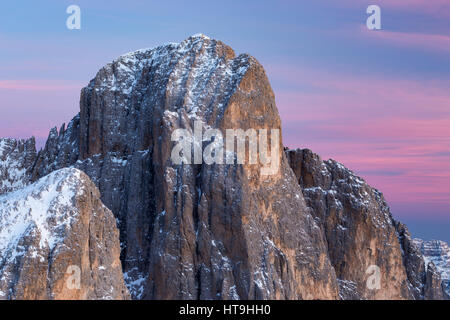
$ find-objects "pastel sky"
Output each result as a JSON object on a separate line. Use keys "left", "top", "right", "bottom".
{"left": 1, "top": 1, "right": 449, "bottom": 241}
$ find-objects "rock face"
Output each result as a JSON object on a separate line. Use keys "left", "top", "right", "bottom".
{"left": 31, "top": 119, "right": 80, "bottom": 182}
{"left": 30, "top": 34, "right": 339, "bottom": 300}
{"left": 423, "top": 263, "right": 447, "bottom": 300}
{"left": 286, "top": 148, "right": 448, "bottom": 300}
{"left": 0, "top": 168, "right": 129, "bottom": 300}
{"left": 2, "top": 35, "right": 447, "bottom": 300}
{"left": 0, "top": 138, "right": 37, "bottom": 195}
{"left": 413, "top": 239, "right": 450, "bottom": 298}
{"left": 395, "top": 222, "right": 427, "bottom": 298}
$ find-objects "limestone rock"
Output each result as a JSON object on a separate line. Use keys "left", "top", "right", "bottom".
{"left": 286, "top": 148, "right": 447, "bottom": 300}
{"left": 0, "top": 138, "right": 37, "bottom": 195}
{"left": 414, "top": 239, "right": 450, "bottom": 298}
{"left": 31, "top": 34, "right": 339, "bottom": 300}
{"left": 8, "top": 35, "right": 447, "bottom": 301}
{"left": 31, "top": 117, "right": 80, "bottom": 182}
{"left": 0, "top": 168, "right": 129, "bottom": 300}
{"left": 423, "top": 262, "right": 447, "bottom": 300}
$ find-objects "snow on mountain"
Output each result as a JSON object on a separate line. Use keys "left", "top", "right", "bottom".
{"left": 0, "top": 168, "right": 129, "bottom": 299}
{"left": 85, "top": 33, "right": 250, "bottom": 122}
{"left": 0, "top": 168, "right": 83, "bottom": 259}
{"left": 0, "top": 138, "right": 36, "bottom": 195}
{"left": 414, "top": 239, "right": 450, "bottom": 296}
{"left": 30, "top": 34, "right": 339, "bottom": 300}
{"left": 1, "top": 35, "right": 447, "bottom": 300}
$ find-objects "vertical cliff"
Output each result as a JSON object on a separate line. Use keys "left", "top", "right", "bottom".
{"left": 0, "top": 138, "right": 36, "bottom": 195}
{"left": 7, "top": 35, "right": 445, "bottom": 300}
{"left": 0, "top": 168, "right": 129, "bottom": 299}
{"left": 413, "top": 239, "right": 450, "bottom": 298}
{"left": 31, "top": 35, "right": 338, "bottom": 299}
{"left": 287, "top": 148, "right": 448, "bottom": 300}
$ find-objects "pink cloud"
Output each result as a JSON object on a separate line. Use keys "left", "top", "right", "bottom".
{"left": 0, "top": 80, "right": 83, "bottom": 91}
{"left": 375, "top": 0, "right": 450, "bottom": 18}
{"left": 0, "top": 80, "right": 82, "bottom": 146}
{"left": 268, "top": 65, "right": 450, "bottom": 123}
{"left": 268, "top": 65, "right": 450, "bottom": 212}
{"left": 360, "top": 27, "right": 450, "bottom": 53}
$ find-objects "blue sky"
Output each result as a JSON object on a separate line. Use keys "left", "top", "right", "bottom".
{"left": 1, "top": 0, "right": 449, "bottom": 241}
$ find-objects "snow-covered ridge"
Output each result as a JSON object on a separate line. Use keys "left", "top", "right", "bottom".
{"left": 88, "top": 33, "right": 252, "bottom": 119}
{"left": 0, "top": 138, "right": 36, "bottom": 195}
{"left": 414, "top": 239, "right": 450, "bottom": 295}
{"left": 300, "top": 153, "right": 394, "bottom": 230}
{"left": 0, "top": 168, "right": 85, "bottom": 262}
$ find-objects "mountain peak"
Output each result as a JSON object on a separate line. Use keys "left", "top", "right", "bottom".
{"left": 1, "top": 36, "right": 448, "bottom": 300}
{"left": 0, "top": 168, "right": 129, "bottom": 299}
{"left": 0, "top": 137, "right": 36, "bottom": 195}
{"left": 189, "top": 33, "right": 211, "bottom": 39}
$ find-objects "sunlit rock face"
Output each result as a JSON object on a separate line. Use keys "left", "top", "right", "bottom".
{"left": 0, "top": 168, "right": 129, "bottom": 300}
{"left": 31, "top": 35, "right": 339, "bottom": 300}
{"left": 3, "top": 35, "right": 447, "bottom": 300}
{"left": 414, "top": 239, "right": 450, "bottom": 298}
{"left": 0, "top": 138, "right": 36, "bottom": 195}
{"left": 287, "top": 148, "right": 448, "bottom": 300}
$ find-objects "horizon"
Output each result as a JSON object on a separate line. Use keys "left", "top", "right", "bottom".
{"left": 1, "top": 0, "right": 449, "bottom": 242}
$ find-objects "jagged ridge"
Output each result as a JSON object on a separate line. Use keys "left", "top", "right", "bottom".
{"left": 1, "top": 35, "right": 448, "bottom": 300}
{"left": 0, "top": 168, "right": 129, "bottom": 299}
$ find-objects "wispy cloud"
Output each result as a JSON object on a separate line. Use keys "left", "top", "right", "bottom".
{"left": 377, "top": 0, "right": 450, "bottom": 18}
{"left": 337, "top": 0, "right": 450, "bottom": 18}
{"left": 360, "top": 27, "right": 450, "bottom": 53}
{"left": 0, "top": 80, "right": 83, "bottom": 91}
{"left": 268, "top": 64, "right": 450, "bottom": 210}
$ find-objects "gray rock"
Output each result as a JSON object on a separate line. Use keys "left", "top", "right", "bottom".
{"left": 0, "top": 137, "right": 37, "bottom": 195}
{"left": 0, "top": 168, "right": 129, "bottom": 299}
{"left": 414, "top": 239, "right": 450, "bottom": 298}
{"left": 6, "top": 34, "right": 446, "bottom": 301}
{"left": 286, "top": 148, "right": 447, "bottom": 300}
{"left": 423, "top": 262, "right": 447, "bottom": 300}
{"left": 31, "top": 34, "right": 339, "bottom": 300}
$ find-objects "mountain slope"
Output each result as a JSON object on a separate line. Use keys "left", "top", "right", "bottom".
{"left": 0, "top": 168, "right": 129, "bottom": 299}
{"left": 414, "top": 239, "right": 450, "bottom": 297}
{"left": 287, "top": 148, "right": 447, "bottom": 300}
{"left": 3, "top": 35, "right": 446, "bottom": 300}
{"left": 31, "top": 34, "right": 338, "bottom": 299}
{"left": 0, "top": 138, "right": 36, "bottom": 195}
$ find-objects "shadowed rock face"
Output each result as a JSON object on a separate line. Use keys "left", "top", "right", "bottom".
{"left": 31, "top": 35, "right": 338, "bottom": 300}
{"left": 286, "top": 148, "right": 448, "bottom": 300}
{"left": 423, "top": 263, "right": 447, "bottom": 300}
{"left": 0, "top": 168, "right": 129, "bottom": 300}
{"left": 0, "top": 138, "right": 37, "bottom": 195}
{"left": 9, "top": 35, "right": 446, "bottom": 300}
{"left": 413, "top": 239, "right": 450, "bottom": 298}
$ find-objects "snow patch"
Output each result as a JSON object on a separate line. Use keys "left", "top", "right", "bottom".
{"left": 0, "top": 168, "right": 85, "bottom": 262}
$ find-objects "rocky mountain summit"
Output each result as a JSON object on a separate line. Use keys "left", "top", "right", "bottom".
{"left": 0, "top": 168, "right": 129, "bottom": 299}
{"left": 31, "top": 33, "right": 339, "bottom": 300}
{"left": 286, "top": 148, "right": 447, "bottom": 300}
{"left": 413, "top": 239, "right": 450, "bottom": 297}
{"left": 0, "top": 138, "right": 36, "bottom": 195}
{"left": 0, "top": 34, "right": 447, "bottom": 300}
